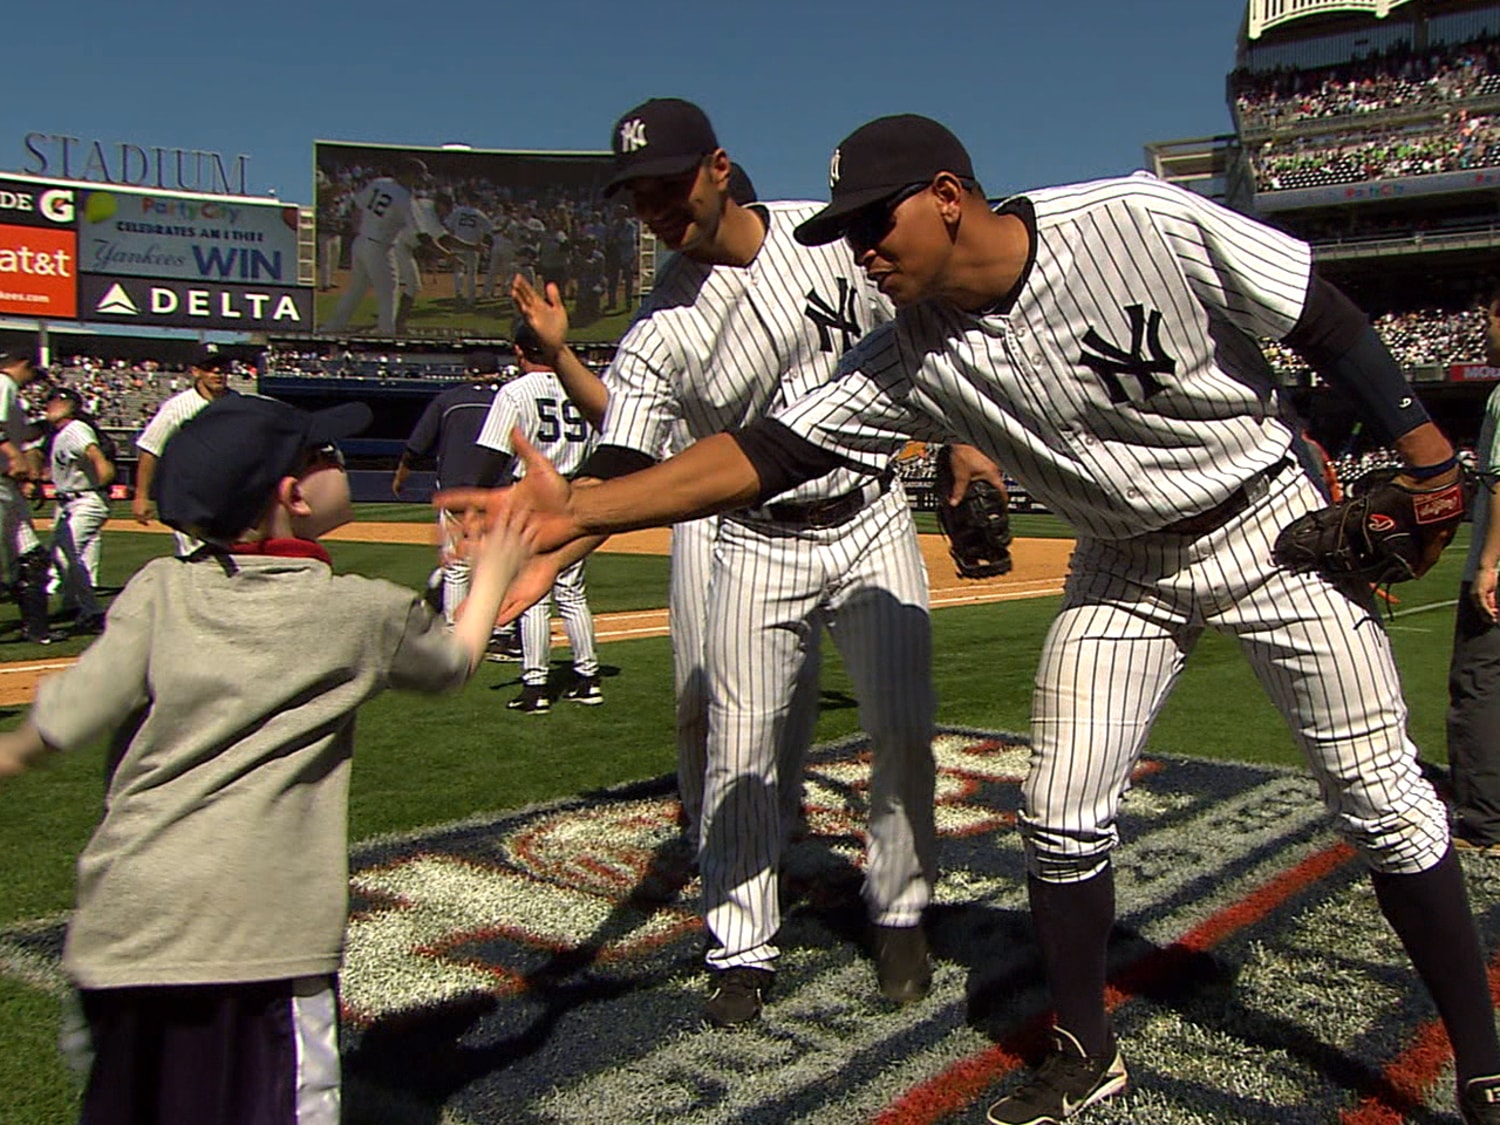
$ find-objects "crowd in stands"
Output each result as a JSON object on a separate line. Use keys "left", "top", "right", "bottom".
{"left": 1252, "top": 112, "right": 1500, "bottom": 191}
{"left": 1261, "top": 306, "right": 1491, "bottom": 379}
{"left": 1234, "top": 34, "right": 1500, "bottom": 131}
{"left": 18, "top": 357, "right": 256, "bottom": 434}
{"left": 263, "top": 344, "right": 617, "bottom": 381}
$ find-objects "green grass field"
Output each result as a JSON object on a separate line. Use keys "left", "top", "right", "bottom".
{"left": 0, "top": 517, "right": 1472, "bottom": 1124}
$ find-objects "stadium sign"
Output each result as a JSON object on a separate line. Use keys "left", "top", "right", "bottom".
{"left": 77, "top": 186, "right": 301, "bottom": 284}
{"left": 78, "top": 274, "right": 310, "bottom": 330}
{"left": 20, "top": 133, "right": 250, "bottom": 196}
{"left": 1451, "top": 362, "right": 1500, "bottom": 382}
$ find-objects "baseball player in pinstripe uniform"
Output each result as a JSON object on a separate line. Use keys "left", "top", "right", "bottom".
{"left": 0, "top": 349, "right": 56, "bottom": 643}
{"left": 445, "top": 196, "right": 494, "bottom": 310}
{"left": 478, "top": 323, "right": 601, "bottom": 713}
{"left": 44, "top": 387, "right": 113, "bottom": 635}
{"left": 474, "top": 115, "right": 1500, "bottom": 1124}
{"left": 325, "top": 159, "right": 441, "bottom": 336}
{"left": 491, "top": 99, "right": 1005, "bottom": 1028}
{"left": 133, "top": 346, "right": 233, "bottom": 558}
{"left": 393, "top": 352, "right": 507, "bottom": 627}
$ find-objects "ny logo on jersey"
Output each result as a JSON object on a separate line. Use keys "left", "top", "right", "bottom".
{"left": 805, "top": 278, "right": 862, "bottom": 354}
{"left": 619, "top": 118, "right": 648, "bottom": 154}
{"left": 1077, "top": 304, "right": 1176, "bottom": 404}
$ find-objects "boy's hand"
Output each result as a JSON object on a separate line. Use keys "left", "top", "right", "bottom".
{"left": 0, "top": 722, "right": 49, "bottom": 778}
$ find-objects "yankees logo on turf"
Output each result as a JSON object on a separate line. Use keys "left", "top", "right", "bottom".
{"left": 1077, "top": 303, "right": 1177, "bottom": 404}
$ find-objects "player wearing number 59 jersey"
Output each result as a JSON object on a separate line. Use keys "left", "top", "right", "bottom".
{"left": 478, "top": 323, "right": 600, "bottom": 712}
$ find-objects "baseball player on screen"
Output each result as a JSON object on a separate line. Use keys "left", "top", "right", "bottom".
{"left": 324, "top": 158, "right": 435, "bottom": 337}
{"left": 495, "top": 98, "right": 1004, "bottom": 1029}
{"left": 460, "top": 115, "right": 1500, "bottom": 1125}
{"left": 445, "top": 195, "right": 494, "bottom": 310}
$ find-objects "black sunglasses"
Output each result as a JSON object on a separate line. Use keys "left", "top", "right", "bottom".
{"left": 300, "top": 443, "right": 346, "bottom": 473}
{"left": 843, "top": 182, "right": 931, "bottom": 254}
{"left": 843, "top": 176, "right": 980, "bottom": 254}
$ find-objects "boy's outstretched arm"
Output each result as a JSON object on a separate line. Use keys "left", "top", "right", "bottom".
{"left": 450, "top": 507, "right": 535, "bottom": 673}
{"left": 0, "top": 721, "right": 54, "bottom": 778}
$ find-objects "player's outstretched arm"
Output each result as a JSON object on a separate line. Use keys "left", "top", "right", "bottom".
{"left": 451, "top": 507, "right": 535, "bottom": 673}
{"left": 512, "top": 276, "right": 609, "bottom": 428}
{"left": 438, "top": 428, "right": 762, "bottom": 554}
{"left": 0, "top": 721, "right": 54, "bottom": 778}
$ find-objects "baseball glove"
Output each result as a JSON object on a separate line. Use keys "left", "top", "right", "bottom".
{"left": 934, "top": 445, "right": 1014, "bottom": 579}
{"left": 1273, "top": 469, "right": 1473, "bottom": 585}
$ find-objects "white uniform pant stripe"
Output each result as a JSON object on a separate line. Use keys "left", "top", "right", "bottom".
{"left": 520, "top": 558, "right": 598, "bottom": 686}
{"left": 0, "top": 478, "right": 40, "bottom": 579}
{"left": 290, "top": 977, "right": 340, "bottom": 1124}
{"left": 438, "top": 510, "right": 470, "bottom": 626}
{"left": 702, "top": 488, "right": 936, "bottom": 971}
{"left": 1022, "top": 468, "right": 1450, "bottom": 883}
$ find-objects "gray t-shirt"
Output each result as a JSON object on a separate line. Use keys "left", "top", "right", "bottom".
{"left": 1465, "top": 383, "right": 1500, "bottom": 585}
{"left": 33, "top": 551, "right": 470, "bottom": 989}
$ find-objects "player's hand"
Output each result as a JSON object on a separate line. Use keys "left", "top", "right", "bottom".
{"left": 436, "top": 430, "right": 581, "bottom": 555}
{"left": 1475, "top": 565, "right": 1499, "bottom": 624}
{"left": 511, "top": 275, "right": 570, "bottom": 358}
{"left": 943, "top": 444, "right": 1007, "bottom": 505}
{"left": 132, "top": 494, "right": 153, "bottom": 525}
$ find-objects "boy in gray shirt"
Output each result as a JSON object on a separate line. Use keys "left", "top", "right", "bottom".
{"left": 0, "top": 393, "right": 531, "bottom": 1125}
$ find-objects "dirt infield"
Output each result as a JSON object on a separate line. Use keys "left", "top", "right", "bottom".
{"left": 0, "top": 522, "right": 1072, "bottom": 705}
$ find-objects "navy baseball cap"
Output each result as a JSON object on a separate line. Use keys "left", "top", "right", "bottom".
{"left": 794, "top": 115, "right": 976, "bottom": 246}
{"left": 157, "top": 395, "right": 371, "bottom": 544}
{"left": 603, "top": 98, "right": 718, "bottom": 197}
{"left": 0, "top": 348, "right": 38, "bottom": 369}
{"left": 190, "top": 344, "right": 229, "bottom": 371}
{"left": 45, "top": 386, "right": 82, "bottom": 410}
{"left": 469, "top": 350, "right": 501, "bottom": 374}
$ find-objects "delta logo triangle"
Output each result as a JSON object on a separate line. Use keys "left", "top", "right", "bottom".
{"left": 95, "top": 283, "right": 139, "bottom": 316}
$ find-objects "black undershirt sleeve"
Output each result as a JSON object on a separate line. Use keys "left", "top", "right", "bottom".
{"left": 578, "top": 444, "right": 658, "bottom": 481}
{"left": 729, "top": 418, "right": 852, "bottom": 504}
{"left": 1282, "top": 275, "right": 1432, "bottom": 443}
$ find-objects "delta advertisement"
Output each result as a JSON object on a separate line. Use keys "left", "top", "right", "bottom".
{"left": 0, "top": 173, "right": 310, "bottom": 332}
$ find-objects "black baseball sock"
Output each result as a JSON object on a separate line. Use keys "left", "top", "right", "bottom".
{"left": 1028, "top": 866, "right": 1115, "bottom": 1057}
{"left": 1371, "top": 848, "right": 1500, "bottom": 1083}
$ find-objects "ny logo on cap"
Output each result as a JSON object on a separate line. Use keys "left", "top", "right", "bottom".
{"left": 619, "top": 118, "right": 648, "bottom": 154}
{"left": 829, "top": 148, "right": 842, "bottom": 189}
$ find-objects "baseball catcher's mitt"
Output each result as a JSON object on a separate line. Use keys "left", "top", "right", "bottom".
{"left": 934, "top": 445, "right": 1013, "bottom": 579}
{"left": 1273, "top": 470, "right": 1473, "bottom": 584}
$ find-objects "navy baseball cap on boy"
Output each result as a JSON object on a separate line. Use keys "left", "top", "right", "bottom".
{"left": 157, "top": 395, "right": 371, "bottom": 544}
{"left": 793, "top": 115, "right": 976, "bottom": 247}
{"left": 603, "top": 98, "right": 718, "bottom": 197}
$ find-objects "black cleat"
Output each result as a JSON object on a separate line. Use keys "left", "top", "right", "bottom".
{"left": 873, "top": 923, "right": 932, "bottom": 1004}
{"left": 506, "top": 684, "right": 550, "bottom": 714}
{"left": 563, "top": 674, "right": 603, "bottom": 705}
{"left": 986, "top": 1026, "right": 1129, "bottom": 1124}
{"left": 704, "top": 966, "right": 773, "bottom": 1028}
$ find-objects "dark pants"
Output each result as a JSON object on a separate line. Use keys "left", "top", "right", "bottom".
{"left": 1449, "top": 581, "right": 1500, "bottom": 846}
{"left": 78, "top": 976, "right": 339, "bottom": 1125}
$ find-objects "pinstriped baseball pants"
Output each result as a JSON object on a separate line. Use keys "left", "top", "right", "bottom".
{"left": 1022, "top": 465, "right": 1450, "bottom": 883}
{"left": 670, "top": 516, "right": 820, "bottom": 852}
{"left": 701, "top": 486, "right": 937, "bottom": 972}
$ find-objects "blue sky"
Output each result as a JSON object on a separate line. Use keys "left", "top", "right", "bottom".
{"left": 1, "top": 0, "right": 1246, "bottom": 205}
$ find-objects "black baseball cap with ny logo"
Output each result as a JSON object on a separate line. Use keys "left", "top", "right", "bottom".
{"left": 794, "top": 114, "right": 975, "bottom": 246}
{"left": 604, "top": 98, "right": 720, "bottom": 197}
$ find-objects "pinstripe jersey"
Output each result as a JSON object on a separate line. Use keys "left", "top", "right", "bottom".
{"left": 477, "top": 369, "right": 596, "bottom": 478}
{"left": 136, "top": 388, "right": 217, "bottom": 458}
{"left": 601, "top": 201, "right": 892, "bottom": 508}
{"left": 50, "top": 419, "right": 104, "bottom": 494}
{"left": 774, "top": 174, "right": 1314, "bottom": 540}
{"left": 0, "top": 376, "right": 30, "bottom": 449}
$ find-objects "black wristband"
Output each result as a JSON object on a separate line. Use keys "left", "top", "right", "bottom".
{"left": 1404, "top": 456, "right": 1458, "bottom": 482}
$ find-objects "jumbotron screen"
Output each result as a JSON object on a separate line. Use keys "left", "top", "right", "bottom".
{"left": 313, "top": 141, "right": 639, "bottom": 343}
